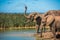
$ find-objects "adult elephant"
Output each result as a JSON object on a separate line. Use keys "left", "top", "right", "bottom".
{"left": 24, "top": 6, "right": 44, "bottom": 36}
{"left": 41, "top": 14, "right": 60, "bottom": 40}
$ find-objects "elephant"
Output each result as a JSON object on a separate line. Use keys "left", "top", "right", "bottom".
{"left": 40, "top": 14, "right": 60, "bottom": 39}
{"left": 24, "top": 6, "right": 44, "bottom": 36}
{"left": 44, "top": 10, "right": 60, "bottom": 16}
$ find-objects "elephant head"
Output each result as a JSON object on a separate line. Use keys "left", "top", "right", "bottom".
{"left": 24, "top": 5, "right": 42, "bottom": 23}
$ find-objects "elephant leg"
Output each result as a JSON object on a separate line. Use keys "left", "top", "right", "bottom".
{"left": 44, "top": 26, "right": 45, "bottom": 33}
{"left": 52, "top": 26, "right": 56, "bottom": 40}
{"left": 36, "top": 25, "right": 40, "bottom": 33}
{"left": 40, "top": 26, "right": 43, "bottom": 37}
{"left": 50, "top": 27, "right": 52, "bottom": 32}
{"left": 50, "top": 27, "right": 54, "bottom": 38}
{"left": 40, "top": 28, "right": 43, "bottom": 37}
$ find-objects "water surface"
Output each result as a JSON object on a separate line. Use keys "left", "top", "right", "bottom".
{"left": 0, "top": 29, "right": 36, "bottom": 40}
{"left": 0, "top": 29, "right": 53, "bottom": 40}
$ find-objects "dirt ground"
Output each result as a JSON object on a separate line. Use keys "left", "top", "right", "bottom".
{"left": 34, "top": 32, "right": 60, "bottom": 40}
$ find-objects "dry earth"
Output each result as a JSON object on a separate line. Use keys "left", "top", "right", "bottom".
{"left": 34, "top": 32, "right": 60, "bottom": 40}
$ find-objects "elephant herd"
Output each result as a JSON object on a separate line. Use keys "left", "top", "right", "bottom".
{"left": 24, "top": 6, "right": 60, "bottom": 39}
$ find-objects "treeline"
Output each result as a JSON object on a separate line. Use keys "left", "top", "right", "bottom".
{"left": 0, "top": 13, "right": 35, "bottom": 28}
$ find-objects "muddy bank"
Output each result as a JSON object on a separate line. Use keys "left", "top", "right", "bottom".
{"left": 34, "top": 32, "right": 60, "bottom": 40}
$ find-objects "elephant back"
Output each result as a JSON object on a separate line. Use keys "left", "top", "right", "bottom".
{"left": 45, "top": 10, "right": 60, "bottom": 16}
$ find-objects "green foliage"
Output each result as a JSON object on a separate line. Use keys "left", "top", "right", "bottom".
{"left": 0, "top": 13, "right": 35, "bottom": 28}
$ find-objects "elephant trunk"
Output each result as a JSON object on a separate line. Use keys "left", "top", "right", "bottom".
{"left": 24, "top": 5, "right": 28, "bottom": 18}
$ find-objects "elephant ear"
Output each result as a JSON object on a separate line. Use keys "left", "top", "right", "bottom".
{"left": 33, "top": 14, "right": 40, "bottom": 22}
{"left": 46, "top": 15, "right": 55, "bottom": 26}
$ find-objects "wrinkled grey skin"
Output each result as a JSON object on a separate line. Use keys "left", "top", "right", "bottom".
{"left": 41, "top": 14, "right": 60, "bottom": 40}
{"left": 24, "top": 6, "right": 44, "bottom": 37}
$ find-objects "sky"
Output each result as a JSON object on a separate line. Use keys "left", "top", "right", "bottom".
{"left": 0, "top": 0, "right": 60, "bottom": 13}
